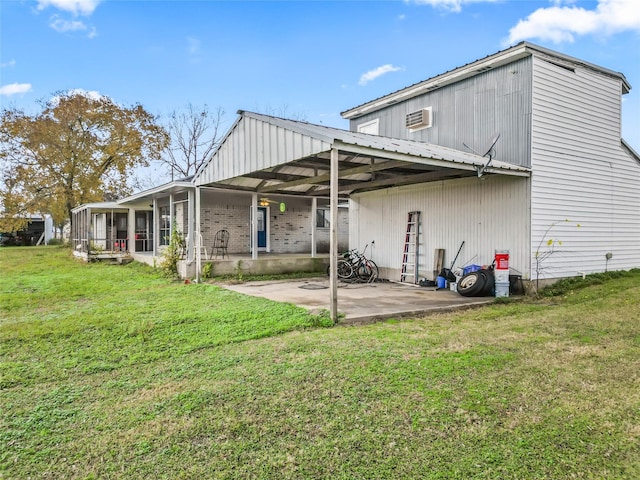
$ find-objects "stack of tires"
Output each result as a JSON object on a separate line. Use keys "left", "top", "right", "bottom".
{"left": 457, "top": 268, "right": 495, "bottom": 297}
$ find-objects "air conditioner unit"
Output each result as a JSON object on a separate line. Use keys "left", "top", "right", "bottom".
{"left": 405, "top": 107, "right": 433, "bottom": 130}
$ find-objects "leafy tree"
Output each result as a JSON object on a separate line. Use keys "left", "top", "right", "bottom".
{"left": 0, "top": 90, "right": 169, "bottom": 231}
{"left": 159, "top": 103, "right": 225, "bottom": 181}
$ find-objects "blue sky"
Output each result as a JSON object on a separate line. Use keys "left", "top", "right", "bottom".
{"left": 2, "top": 0, "right": 639, "bottom": 156}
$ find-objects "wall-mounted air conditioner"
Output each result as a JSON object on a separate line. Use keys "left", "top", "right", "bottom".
{"left": 405, "top": 107, "right": 433, "bottom": 130}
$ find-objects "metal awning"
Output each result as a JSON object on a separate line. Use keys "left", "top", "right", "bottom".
{"left": 194, "top": 110, "right": 530, "bottom": 197}
{"left": 192, "top": 111, "right": 531, "bottom": 322}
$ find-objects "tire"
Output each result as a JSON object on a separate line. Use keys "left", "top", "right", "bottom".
{"left": 457, "top": 271, "right": 486, "bottom": 297}
{"left": 480, "top": 269, "right": 495, "bottom": 296}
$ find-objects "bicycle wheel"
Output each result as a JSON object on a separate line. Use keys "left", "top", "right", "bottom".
{"left": 336, "top": 259, "right": 354, "bottom": 279}
{"left": 367, "top": 260, "right": 379, "bottom": 281}
{"left": 356, "top": 259, "right": 378, "bottom": 282}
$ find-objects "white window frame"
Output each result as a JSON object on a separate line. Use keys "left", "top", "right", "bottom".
{"left": 316, "top": 208, "right": 330, "bottom": 229}
{"left": 357, "top": 118, "right": 379, "bottom": 135}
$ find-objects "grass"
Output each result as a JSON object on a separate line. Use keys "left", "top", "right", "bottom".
{"left": 1, "top": 247, "right": 640, "bottom": 479}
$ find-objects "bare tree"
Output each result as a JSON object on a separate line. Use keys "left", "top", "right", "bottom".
{"left": 160, "top": 104, "right": 225, "bottom": 181}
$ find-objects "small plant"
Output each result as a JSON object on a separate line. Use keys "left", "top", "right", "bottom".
{"left": 201, "top": 262, "right": 213, "bottom": 279}
{"left": 534, "top": 219, "right": 581, "bottom": 293}
{"left": 89, "top": 241, "right": 104, "bottom": 254}
{"left": 159, "top": 221, "right": 183, "bottom": 278}
{"left": 235, "top": 260, "right": 244, "bottom": 282}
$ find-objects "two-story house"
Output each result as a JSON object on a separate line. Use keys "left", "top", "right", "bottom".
{"left": 340, "top": 41, "right": 640, "bottom": 284}
{"left": 72, "top": 41, "right": 640, "bottom": 287}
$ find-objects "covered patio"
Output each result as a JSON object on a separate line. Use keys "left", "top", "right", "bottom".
{"left": 194, "top": 110, "right": 530, "bottom": 321}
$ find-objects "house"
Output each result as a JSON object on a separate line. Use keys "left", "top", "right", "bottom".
{"left": 340, "top": 41, "right": 640, "bottom": 284}
{"left": 71, "top": 175, "right": 350, "bottom": 276}
{"left": 72, "top": 41, "right": 640, "bottom": 296}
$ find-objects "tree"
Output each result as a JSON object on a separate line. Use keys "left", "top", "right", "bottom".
{"left": 0, "top": 91, "right": 169, "bottom": 231}
{"left": 159, "top": 104, "right": 225, "bottom": 181}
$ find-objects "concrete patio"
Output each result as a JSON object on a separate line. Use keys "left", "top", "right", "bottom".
{"left": 223, "top": 278, "right": 496, "bottom": 324}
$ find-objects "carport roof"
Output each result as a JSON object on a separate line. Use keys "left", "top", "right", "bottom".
{"left": 194, "top": 111, "right": 530, "bottom": 197}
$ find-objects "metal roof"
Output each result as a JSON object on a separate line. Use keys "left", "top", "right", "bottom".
{"left": 71, "top": 202, "right": 126, "bottom": 214}
{"left": 341, "top": 41, "right": 631, "bottom": 120}
{"left": 194, "top": 110, "right": 529, "bottom": 197}
{"left": 117, "top": 179, "right": 194, "bottom": 206}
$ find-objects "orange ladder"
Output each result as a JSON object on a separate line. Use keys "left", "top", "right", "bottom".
{"left": 400, "top": 211, "right": 420, "bottom": 283}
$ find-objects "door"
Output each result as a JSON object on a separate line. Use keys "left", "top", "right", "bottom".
{"left": 93, "top": 214, "right": 106, "bottom": 249}
{"left": 135, "top": 211, "right": 153, "bottom": 252}
{"left": 257, "top": 207, "right": 267, "bottom": 249}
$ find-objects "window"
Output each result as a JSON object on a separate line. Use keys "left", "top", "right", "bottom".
{"left": 357, "top": 118, "right": 379, "bottom": 135}
{"left": 316, "top": 209, "right": 330, "bottom": 228}
{"left": 159, "top": 206, "right": 170, "bottom": 246}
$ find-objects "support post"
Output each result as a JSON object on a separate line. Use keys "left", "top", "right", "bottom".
{"left": 329, "top": 147, "right": 339, "bottom": 322}
{"left": 87, "top": 207, "right": 92, "bottom": 253}
{"left": 187, "top": 188, "right": 195, "bottom": 262}
{"left": 152, "top": 198, "right": 158, "bottom": 258}
{"left": 128, "top": 208, "right": 135, "bottom": 253}
{"left": 110, "top": 209, "right": 114, "bottom": 251}
{"left": 169, "top": 193, "right": 175, "bottom": 244}
{"left": 251, "top": 193, "right": 258, "bottom": 260}
{"left": 311, "top": 197, "right": 317, "bottom": 258}
{"left": 195, "top": 187, "right": 201, "bottom": 282}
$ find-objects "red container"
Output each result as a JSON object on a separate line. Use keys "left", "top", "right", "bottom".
{"left": 495, "top": 250, "right": 509, "bottom": 270}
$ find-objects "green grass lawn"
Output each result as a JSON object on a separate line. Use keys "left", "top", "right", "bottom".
{"left": 1, "top": 247, "right": 639, "bottom": 479}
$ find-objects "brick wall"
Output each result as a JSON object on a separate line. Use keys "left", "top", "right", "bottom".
{"left": 199, "top": 197, "right": 348, "bottom": 254}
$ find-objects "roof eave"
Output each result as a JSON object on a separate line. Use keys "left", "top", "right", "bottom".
{"left": 117, "top": 181, "right": 195, "bottom": 206}
{"left": 342, "top": 41, "right": 631, "bottom": 119}
{"left": 341, "top": 43, "right": 530, "bottom": 119}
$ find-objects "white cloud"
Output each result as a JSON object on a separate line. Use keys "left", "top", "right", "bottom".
{"left": 1, "top": 59, "right": 16, "bottom": 68}
{"left": 359, "top": 64, "right": 403, "bottom": 86}
{"left": 49, "top": 15, "right": 87, "bottom": 32}
{"left": 409, "top": 0, "right": 496, "bottom": 14}
{"left": 0, "top": 83, "right": 33, "bottom": 96}
{"left": 507, "top": 0, "right": 640, "bottom": 44}
{"left": 37, "top": 0, "right": 100, "bottom": 16}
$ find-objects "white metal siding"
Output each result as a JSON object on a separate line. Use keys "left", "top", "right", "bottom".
{"left": 350, "top": 175, "right": 530, "bottom": 281}
{"left": 196, "top": 116, "right": 332, "bottom": 186}
{"left": 351, "top": 58, "right": 533, "bottom": 168}
{"left": 530, "top": 56, "right": 640, "bottom": 280}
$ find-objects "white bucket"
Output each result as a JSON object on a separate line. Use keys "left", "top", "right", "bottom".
{"left": 495, "top": 281, "right": 509, "bottom": 298}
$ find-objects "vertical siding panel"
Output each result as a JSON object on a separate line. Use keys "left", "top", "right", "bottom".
{"left": 351, "top": 176, "right": 530, "bottom": 280}
{"left": 530, "top": 56, "right": 640, "bottom": 279}
{"left": 351, "top": 58, "right": 533, "bottom": 168}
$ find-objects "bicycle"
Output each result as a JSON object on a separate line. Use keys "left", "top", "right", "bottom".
{"left": 328, "top": 244, "right": 379, "bottom": 283}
